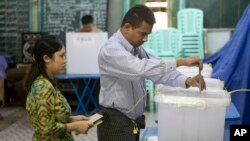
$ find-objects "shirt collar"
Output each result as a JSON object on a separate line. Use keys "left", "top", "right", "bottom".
{"left": 116, "top": 29, "right": 135, "bottom": 54}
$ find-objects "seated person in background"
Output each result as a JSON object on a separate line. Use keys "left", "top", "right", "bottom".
{"left": 24, "top": 35, "right": 92, "bottom": 141}
{"left": 78, "top": 15, "right": 102, "bottom": 32}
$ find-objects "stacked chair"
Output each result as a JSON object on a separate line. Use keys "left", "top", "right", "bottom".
{"left": 144, "top": 28, "right": 182, "bottom": 60}
{"left": 177, "top": 8, "right": 204, "bottom": 58}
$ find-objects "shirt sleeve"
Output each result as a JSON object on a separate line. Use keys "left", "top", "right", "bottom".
{"left": 98, "top": 43, "right": 188, "bottom": 88}
{"left": 30, "top": 79, "right": 67, "bottom": 138}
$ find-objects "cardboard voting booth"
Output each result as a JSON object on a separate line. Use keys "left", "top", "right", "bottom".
{"left": 66, "top": 32, "right": 108, "bottom": 74}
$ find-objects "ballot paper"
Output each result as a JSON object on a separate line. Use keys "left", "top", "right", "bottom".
{"left": 89, "top": 113, "right": 103, "bottom": 126}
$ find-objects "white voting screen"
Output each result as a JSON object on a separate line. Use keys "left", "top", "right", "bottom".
{"left": 66, "top": 32, "right": 108, "bottom": 74}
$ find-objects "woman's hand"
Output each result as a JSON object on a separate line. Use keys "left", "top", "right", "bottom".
{"left": 75, "top": 121, "right": 93, "bottom": 134}
{"left": 66, "top": 120, "right": 93, "bottom": 134}
{"left": 69, "top": 115, "right": 89, "bottom": 123}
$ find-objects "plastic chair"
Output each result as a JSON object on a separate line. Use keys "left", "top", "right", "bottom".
{"left": 180, "top": 34, "right": 204, "bottom": 58}
{"left": 160, "top": 28, "right": 181, "bottom": 55}
{"left": 177, "top": 8, "right": 204, "bottom": 58}
{"left": 144, "top": 28, "right": 183, "bottom": 60}
{"left": 144, "top": 30, "right": 164, "bottom": 56}
{"left": 177, "top": 8, "right": 204, "bottom": 35}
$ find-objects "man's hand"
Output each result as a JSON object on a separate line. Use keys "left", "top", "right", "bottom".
{"left": 177, "top": 56, "right": 203, "bottom": 70}
{"left": 185, "top": 74, "right": 206, "bottom": 91}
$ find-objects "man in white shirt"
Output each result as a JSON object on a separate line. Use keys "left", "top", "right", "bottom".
{"left": 97, "top": 5, "right": 206, "bottom": 141}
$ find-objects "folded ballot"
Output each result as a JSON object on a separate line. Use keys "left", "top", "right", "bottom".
{"left": 89, "top": 113, "right": 103, "bottom": 126}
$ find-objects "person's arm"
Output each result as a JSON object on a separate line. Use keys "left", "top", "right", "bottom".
{"left": 141, "top": 47, "right": 206, "bottom": 89}
{"left": 99, "top": 44, "right": 189, "bottom": 87}
{"left": 176, "top": 56, "right": 203, "bottom": 70}
{"left": 66, "top": 121, "right": 92, "bottom": 133}
{"left": 68, "top": 115, "right": 89, "bottom": 123}
{"left": 99, "top": 44, "right": 180, "bottom": 80}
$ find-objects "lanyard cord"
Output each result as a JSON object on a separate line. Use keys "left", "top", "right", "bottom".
{"left": 126, "top": 91, "right": 148, "bottom": 114}
{"left": 126, "top": 49, "right": 150, "bottom": 114}
{"left": 227, "top": 89, "right": 250, "bottom": 95}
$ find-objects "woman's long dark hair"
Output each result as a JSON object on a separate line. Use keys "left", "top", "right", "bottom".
{"left": 24, "top": 35, "right": 64, "bottom": 92}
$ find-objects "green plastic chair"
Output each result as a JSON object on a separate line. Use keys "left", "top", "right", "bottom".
{"left": 144, "top": 28, "right": 183, "bottom": 60}
{"left": 177, "top": 8, "right": 204, "bottom": 34}
{"left": 177, "top": 8, "right": 204, "bottom": 58}
{"left": 160, "top": 28, "right": 180, "bottom": 55}
{"left": 180, "top": 34, "right": 204, "bottom": 58}
{"left": 144, "top": 30, "right": 164, "bottom": 56}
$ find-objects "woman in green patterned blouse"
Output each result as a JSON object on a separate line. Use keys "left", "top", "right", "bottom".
{"left": 24, "top": 35, "right": 92, "bottom": 141}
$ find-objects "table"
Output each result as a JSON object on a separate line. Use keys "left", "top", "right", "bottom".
{"left": 56, "top": 74, "right": 100, "bottom": 116}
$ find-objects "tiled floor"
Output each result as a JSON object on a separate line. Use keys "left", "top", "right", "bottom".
{"left": 0, "top": 106, "right": 157, "bottom": 141}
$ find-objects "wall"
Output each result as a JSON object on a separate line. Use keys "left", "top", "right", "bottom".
{"left": 168, "top": 0, "right": 250, "bottom": 28}
{"left": 42, "top": 0, "right": 108, "bottom": 43}
{"left": 107, "top": 0, "right": 123, "bottom": 37}
{"left": 186, "top": 0, "right": 250, "bottom": 28}
{"left": 168, "top": 0, "right": 180, "bottom": 27}
{"left": 0, "top": 0, "right": 30, "bottom": 63}
{"left": 0, "top": 0, "right": 109, "bottom": 64}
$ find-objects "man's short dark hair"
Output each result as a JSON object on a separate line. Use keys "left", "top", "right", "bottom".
{"left": 121, "top": 5, "right": 156, "bottom": 28}
{"left": 81, "top": 15, "right": 93, "bottom": 25}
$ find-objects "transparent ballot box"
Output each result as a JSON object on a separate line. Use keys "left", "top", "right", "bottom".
{"left": 155, "top": 87, "right": 231, "bottom": 141}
